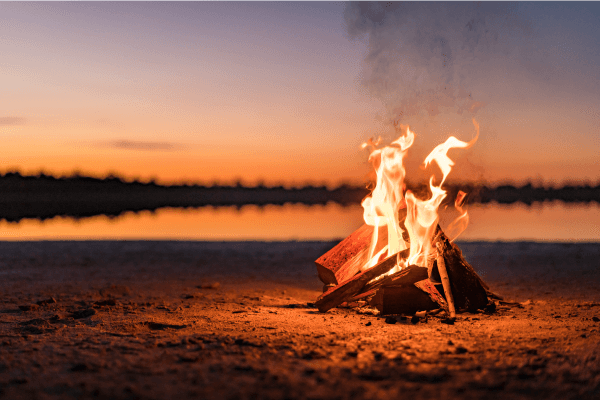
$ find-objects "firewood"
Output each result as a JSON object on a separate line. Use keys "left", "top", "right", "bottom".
{"left": 315, "top": 224, "right": 388, "bottom": 286}
{"left": 362, "top": 263, "right": 429, "bottom": 294}
{"left": 435, "top": 242, "right": 456, "bottom": 319}
{"left": 322, "top": 283, "right": 336, "bottom": 293}
{"left": 338, "top": 289, "right": 378, "bottom": 308}
{"left": 315, "top": 248, "right": 410, "bottom": 312}
{"left": 413, "top": 279, "right": 448, "bottom": 313}
{"left": 369, "top": 265, "right": 442, "bottom": 315}
{"left": 431, "top": 226, "right": 489, "bottom": 312}
{"left": 349, "top": 288, "right": 378, "bottom": 302}
{"left": 371, "top": 284, "right": 440, "bottom": 315}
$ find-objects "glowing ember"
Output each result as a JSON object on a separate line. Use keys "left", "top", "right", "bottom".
{"left": 361, "top": 119, "right": 480, "bottom": 273}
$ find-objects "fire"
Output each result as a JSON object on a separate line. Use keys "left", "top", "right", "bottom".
{"left": 361, "top": 128, "right": 414, "bottom": 269}
{"left": 362, "top": 119, "right": 479, "bottom": 273}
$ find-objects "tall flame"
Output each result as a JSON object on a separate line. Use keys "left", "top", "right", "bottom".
{"left": 361, "top": 128, "right": 414, "bottom": 270}
{"left": 362, "top": 119, "right": 479, "bottom": 272}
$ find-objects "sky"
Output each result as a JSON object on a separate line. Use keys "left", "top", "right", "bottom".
{"left": 1, "top": 1, "right": 599, "bottom": 187}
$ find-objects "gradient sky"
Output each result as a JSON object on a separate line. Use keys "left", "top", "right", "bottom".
{"left": 1, "top": 2, "right": 599, "bottom": 187}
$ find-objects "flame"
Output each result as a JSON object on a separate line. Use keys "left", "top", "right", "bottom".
{"left": 445, "top": 190, "right": 469, "bottom": 242}
{"left": 361, "top": 128, "right": 414, "bottom": 271}
{"left": 361, "top": 119, "right": 479, "bottom": 273}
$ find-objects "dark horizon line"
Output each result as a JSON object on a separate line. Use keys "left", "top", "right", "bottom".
{"left": 1, "top": 170, "right": 599, "bottom": 191}
{"left": 0, "top": 170, "right": 598, "bottom": 223}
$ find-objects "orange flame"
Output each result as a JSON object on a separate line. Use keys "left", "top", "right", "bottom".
{"left": 361, "top": 128, "right": 414, "bottom": 270}
{"left": 445, "top": 190, "right": 469, "bottom": 243}
{"left": 361, "top": 119, "right": 479, "bottom": 273}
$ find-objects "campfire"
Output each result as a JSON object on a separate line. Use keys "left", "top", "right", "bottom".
{"left": 314, "top": 120, "right": 497, "bottom": 322}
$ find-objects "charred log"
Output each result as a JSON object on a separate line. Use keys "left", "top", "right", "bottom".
{"left": 315, "top": 248, "right": 409, "bottom": 313}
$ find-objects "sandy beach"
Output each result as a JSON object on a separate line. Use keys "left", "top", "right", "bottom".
{"left": 1, "top": 240, "right": 599, "bottom": 399}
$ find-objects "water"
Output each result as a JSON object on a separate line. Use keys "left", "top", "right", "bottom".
{"left": 0, "top": 202, "right": 598, "bottom": 242}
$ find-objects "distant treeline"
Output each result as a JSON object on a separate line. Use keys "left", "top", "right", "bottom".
{"left": 0, "top": 172, "right": 598, "bottom": 222}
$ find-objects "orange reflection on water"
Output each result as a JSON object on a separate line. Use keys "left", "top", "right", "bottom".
{"left": 0, "top": 202, "right": 598, "bottom": 242}
{"left": 457, "top": 202, "right": 600, "bottom": 242}
{"left": 0, "top": 204, "right": 365, "bottom": 241}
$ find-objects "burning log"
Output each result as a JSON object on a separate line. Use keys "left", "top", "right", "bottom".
{"left": 314, "top": 225, "right": 492, "bottom": 317}
{"left": 315, "top": 248, "right": 410, "bottom": 312}
{"left": 315, "top": 224, "right": 388, "bottom": 286}
{"left": 430, "top": 226, "right": 489, "bottom": 312}
{"left": 369, "top": 265, "right": 446, "bottom": 315}
{"left": 370, "top": 225, "right": 490, "bottom": 316}
{"left": 435, "top": 242, "right": 456, "bottom": 319}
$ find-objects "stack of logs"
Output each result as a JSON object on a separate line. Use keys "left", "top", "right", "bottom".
{"left": 315, "top": 222, "right": 495, "bottom": 321}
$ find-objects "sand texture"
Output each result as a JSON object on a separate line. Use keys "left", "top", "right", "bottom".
{"left": 1, "top": 240, "right": 599, "bottom": 399}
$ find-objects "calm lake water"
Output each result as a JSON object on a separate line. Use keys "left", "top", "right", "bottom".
{"left": 0, "top": 202, "right": 598, "bottom": 242}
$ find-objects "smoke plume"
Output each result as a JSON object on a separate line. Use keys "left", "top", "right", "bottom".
{"left": 344, "top": 2, "right": 529, "bottom": 124}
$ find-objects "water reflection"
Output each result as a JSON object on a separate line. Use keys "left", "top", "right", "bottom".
{"left": 0, "top": 202, "right": 598, "bottom": 242}
{"left": 457, "top": 202, "right": 600, "bottom": 242}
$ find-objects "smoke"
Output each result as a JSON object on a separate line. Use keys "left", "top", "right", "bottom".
{"left": 344, "top": 2, "right": 529, "bottom": 124}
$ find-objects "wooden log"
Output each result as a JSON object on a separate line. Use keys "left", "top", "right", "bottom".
{"left": 432, "top": 226, "right": 489, "bottom": 312}
{"left": 414, "top": 279, "right": 448, "bottom": 313}
{"left": 435, "top": 242, "right": 456, "bottom": 319}
{"left": 338, "top": 289, "right": 378, "bottom": 308}
{"left": 315, "top": 224, "right": 388, "bottom": 286}
{"left": 367, "top": 266, "right": 427, "bottom": 313}
{"left": 362, "top": 263, "right": 422, "bottom": 294}
{"left": 349, "top": 288, "right": 378, "bottom": 302}
{"left": 370, "top": 225, "right": 490, "bottom": 316}
{"left": 371, "top": 284, "right": 438, "bottom": 315}
{"left": 369, "top": 266, "right": 446, "bottom": 315}
{"left": 315, "top": 248, "right": 410, "bottom": 313}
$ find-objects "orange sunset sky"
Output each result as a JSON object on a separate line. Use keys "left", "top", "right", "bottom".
{"left": 1, "top": 2, "right": 599, "bottom": 187}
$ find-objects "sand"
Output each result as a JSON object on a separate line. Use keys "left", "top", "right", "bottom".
{"left": 1, "top": 240, "right": 599, "bottom": 399}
